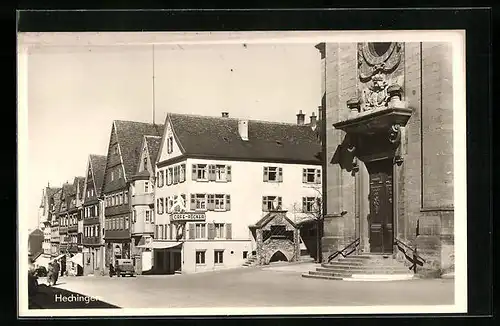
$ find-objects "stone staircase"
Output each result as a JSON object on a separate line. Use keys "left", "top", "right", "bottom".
{"left": 302, "top": 254, "right": 415, "bottom": 281}
{"left": 242, "top": 255, "right": 258, "bottom": 267}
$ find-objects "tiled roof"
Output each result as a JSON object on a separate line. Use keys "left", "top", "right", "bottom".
{"left": 62, "top": 182, "right": 76, "bottom": 196}
{"left": 167, "top": 113, "right": 322, "bottom": 164}
{"left": 50, "top": 188, "right": 63, "bottom": 218}
{"left": 89, "top": 154, "right": 107, "bottom": 196}
{"left": 114, "top": 120, "right": 164, "bottom": 180}
{"left": 250, "top": 211, "right": 298, "bottom": 229}
{"left": 145, "top": 136, "right": 162, "bottom": 165}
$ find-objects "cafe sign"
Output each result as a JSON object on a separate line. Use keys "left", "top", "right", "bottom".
{"left": 171, "top": 212, "right": 206, "bottom": 222}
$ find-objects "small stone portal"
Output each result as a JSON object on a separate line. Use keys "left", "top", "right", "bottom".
{"left": 249, "top": 210, "right": 300, "bottom": 265}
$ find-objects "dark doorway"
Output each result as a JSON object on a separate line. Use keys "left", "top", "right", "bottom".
{"left": 173, "top": 252, "right": 182, "bottom": 272}
{"left": 366, "top": 159, "right": 394, "bottom": 254}
{"left": 269, "top": 251, "right": 288, "bottom": 263}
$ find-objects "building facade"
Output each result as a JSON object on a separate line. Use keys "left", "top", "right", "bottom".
{"left": 102, "top": 120, "right": 164, "bottom": 272}
{"left": 82, "top": 154, "right": 107, "bottom": 276}
{"left": 148, "top": 112, "right": 322, "bottom": 274}
{"left": 317, "top": 42, "right": 454, "bottom": 277}
{"left": 129, "top": 135, "right": 161, "bottom": 275}
{"left": 37, "top": 185, "right": 61, "bottom": 261}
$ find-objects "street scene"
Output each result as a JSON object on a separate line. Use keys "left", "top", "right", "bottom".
{"left": 30, "top": 262, "right": 454, "bottom": 309}
{"left": 20, "top": 31, "right": 461, "bottom": 315}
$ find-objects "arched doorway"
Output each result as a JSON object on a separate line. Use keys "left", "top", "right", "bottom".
{"left": 269, "top": 250, "right": 288, "bottom": 263}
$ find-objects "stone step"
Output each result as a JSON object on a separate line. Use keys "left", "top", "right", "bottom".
{"left": 309, "top": 270, "right": 353, "bottom": 278}
{"left": 301, "top": 272, "right": 343, "bottom": 280}
{"left": 316, "top": 266, "right": 411, "bottom": 274}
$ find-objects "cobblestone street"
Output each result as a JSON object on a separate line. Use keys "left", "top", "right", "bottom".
{"left": 39, "top": 263, "right": 455, "bottom": 309}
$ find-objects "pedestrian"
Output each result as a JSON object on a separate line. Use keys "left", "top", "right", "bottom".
{"left": 52, "top": 261, "right": 60, "bottom": 285}
{"left": 109, "top": 263, "right": 114, "bottom": 277}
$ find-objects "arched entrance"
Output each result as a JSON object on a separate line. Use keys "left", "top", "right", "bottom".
{"left": 269, "top": 250, "right": 288, "bottom": 263}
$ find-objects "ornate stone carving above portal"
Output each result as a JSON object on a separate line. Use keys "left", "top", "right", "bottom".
{"left": 357, "top": 42, "right": 405, "bottom": 113}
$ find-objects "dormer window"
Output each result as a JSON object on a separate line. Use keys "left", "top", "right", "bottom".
{"left": 112, "top": 144, "right": 119, "bottom": 156}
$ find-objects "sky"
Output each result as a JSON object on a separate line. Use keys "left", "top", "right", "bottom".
{"left": 21, "top": 33, "right": 322, "bottom": 231}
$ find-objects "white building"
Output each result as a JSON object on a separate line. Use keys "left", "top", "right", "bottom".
{"left": 36, "top": 185, "right": 62, "bottom": 268}
{"left": 145, "top": 111, "right": 322, "bottom": 274}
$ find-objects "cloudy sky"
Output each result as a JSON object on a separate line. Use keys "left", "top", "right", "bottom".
{"left": 20, "top": 32, "right": 322, "bottom": 231}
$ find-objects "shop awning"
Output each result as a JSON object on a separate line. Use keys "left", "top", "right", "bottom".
{"left": 70, "top": 253, "right": 83, "bottom": 266}
{"left": 34, "top": 255, "right": 51, "bottom": 268}
{"left": 50, "top": 254, "right": 65, "bottom": 262}
{"left": 136, "top": 241, "right": 182, "bottom": 249}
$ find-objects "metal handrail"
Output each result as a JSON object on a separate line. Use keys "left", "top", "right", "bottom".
{"left": 394, "top": 238, "right": 426, "bottom": 273}
{"left": 327, "top": 238, "right": 360, "bottom": 262}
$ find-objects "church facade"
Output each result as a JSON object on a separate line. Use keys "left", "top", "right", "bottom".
{"left": 317, "top": 42, "right": 454, "bottom": 277}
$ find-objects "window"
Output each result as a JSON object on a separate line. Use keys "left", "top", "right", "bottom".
{"left": 173, "top": 165, "right": 180, "bottom": 184}
{"left": 159, "top": 225, "right": 164, "bottom": 239}
{"left": 144, "top": 181, "right": 149, "bottom": 193}
{"left": 158, "top": 198, "right": 164, "bottom": 214}
{"left": 303, "top": 168, "right": 321, "bottom": 184}
{"left": 180, "top": 164, "right": 186, "bottom": 182}
{"left": 158, "top": 170, "right": 164, "bottom": 187}
{"left": 118, "top": 193, "right": 123, "bottom": 205}
{"left": 125, "top": 216, "right": 129, "bottom": 230}
{"left": 192, "top": 164, "right": 208, "bottom": 181}
{"left": 195, "top": 250, "right": 206, "bottom": 264}
{"left": 263, "top": 166, "right": 283, "bottom": 182}
{"left": 214, "top": 165, "right": 227, "bottom": 181}
{"left": 214, "top": 223, "right": 225, "bottom": 239}
{"left": 192, "top": 194, "right": 207, "bottom": 210}
{"left": 214, "top": 194, "right": 225, "bottom": 210}
{"left": 145, "top": 210, "right": 150, "bottom": 222}
{"left": 270, "top": 225, "right": 288, "bottom": 239}
{"left": 112, "top": 144, "right": 119, "bottom": 155}
{"left": 167, "top": 168, "right": 173, "bottom": 185}
{"left": 262, "top": 196, "right": 282, "bottom": 211}
{"left": 195, "top": 223, "right": 206, "bottom": 239}
{"left": 302, "top": 197, "right": 318, "bottom": 213}
{"left": 243, "top": 251, "right": 248, "bottom": 259}
{"left": 214, "top": 250, "right": 224, "bottom": 264}
{"left": 132, "top": 210, "right": 137, "bottom": 223}
{"left": 167, "top": 136, "right": 174, "bottom": 154}
{"left": 143, "top": 156, "right": 148, "bottom": 170}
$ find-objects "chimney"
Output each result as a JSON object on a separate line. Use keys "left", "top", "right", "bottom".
{"left": 238, "top": 120, "right": 249, "bottom": 141}
{"left": 296, "top": 110, "right": 305, "bottom": 125}
{"left": 309, "top": 112, "right": 317, "bottom": 126}
{"left": 221, "top": 112, "right": 229, "bottom": 118}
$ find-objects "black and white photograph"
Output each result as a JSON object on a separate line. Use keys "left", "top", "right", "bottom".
{"left": 17, "top": 30, "right": 467, "bottom": 316}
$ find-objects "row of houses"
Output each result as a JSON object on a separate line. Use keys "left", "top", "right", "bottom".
{"left": 36, "top": 110, "right": 323, "bottom": 276}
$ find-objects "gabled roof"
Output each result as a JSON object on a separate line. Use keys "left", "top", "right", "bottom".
{"left": 113, "top": 120, "right": 164, "bottom": 180}
{"left": 62, "top": 182, "right": 76, "bottom": 197}
{"left": 249, "top": 211, "right": 298, "bottom": 229}
{"left": 89, "top": 154, "right": 107, "bottom": 196}
{"left": 29, "top": 229, "right": 44, "bottom": 237}
{"left": 75, "top": 177, "right": 85, "bottom": 200}
{"left": 145, "top": 136, "right": 162, "bottom": 165}
{"left": 165, "top": 113, "right": 321, "bottom": 164}
{"left": 50, "top": 188, "right": 63, "bottom": 218}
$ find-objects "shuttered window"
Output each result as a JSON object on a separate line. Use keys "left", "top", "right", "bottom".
{"left": 262, "top": 196, "right": 282, "bottom": 211}
{"left": 263, "top": 166, "right": 283, "bottom": 182}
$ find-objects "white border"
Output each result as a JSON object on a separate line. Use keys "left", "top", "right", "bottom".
{"left": 17, "top": 30, "right": 467, "bottom": 317}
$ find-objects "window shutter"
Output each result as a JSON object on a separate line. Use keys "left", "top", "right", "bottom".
{"left": 315, "top": 169, "right": 321, "bottom": 184}
{"left": 302, "top": 168, "right": 307, "bottom": 183}
{"left": 302, "top": 197, "right": 307, "bottom": 213}
{"left": 226, "top": 223, "right": 232, "bottom": 240}
{"left": 263, "top": 167, "right": 269, "bottom": 182}
{"left": 188, "top": 223, "right": 195, "bottom": 239}
{"left": 262, "top": 197, "right": 267, "bottom": 211}
{"left": 207, "top": 223, "right": 215, "bottom": 240}
{"left": 278, "top": 168, "right": 283, "bottom": 182}
{"left": 207, "top": 194, "right": 215, "bottom": 211}
{"left": 208, "top": 165, "right": 216, "bottom": 181}
{"left": 226, "top": 165, "right": 232, "bottom": 182}
{"left": 157, "top": 199, "right": 160, "bottom": 214}
{"left": 225, "top": 195, "right": 231, "bottom": 211}
{"left": 180, "top": 164, "right": 186, "bottom": 182}
{"left": 192, "top": 165, "right": 197, "bottom": 180}
{"left": 190, "top": 194, "right": 196, "bottom": 210}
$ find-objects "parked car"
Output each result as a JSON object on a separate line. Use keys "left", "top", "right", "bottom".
{"left": 115, "top": 259, "right": 135, "bottom": 277}
{"left": 35, "top": 266, "right": 48, "bottom": 277}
